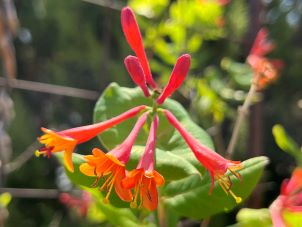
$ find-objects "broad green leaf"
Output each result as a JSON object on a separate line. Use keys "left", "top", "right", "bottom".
{"left": 162, "top": 156, "right": 269, "bottom": 219}
{"left": 235, "top": 208, "right": 272, "bottom": 227}
{"left": 272, "top": 124, "right": 302, "bottom": 165}
{"left": 128, "top": 146, "right": 200, "bottom": 180}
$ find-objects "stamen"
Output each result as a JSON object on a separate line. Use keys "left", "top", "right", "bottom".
{"left": 35, "top": 150, "right": 42, "bottom": 157}
{"left": 103, "top": 198, "right": 109, "bottom": 204}
{"left": 100, "top": 173, "right": 114, "bottom": 191}
{"left": 229, "top": 190, "right": 242, "bottom": 204}
{"left": 130, "top": 182, "right": 140, "bottom": 209}
{"left": 138, "top": 187, "right": 143, "bottom": 209}
{"left": 229, "top": 169, "right": 242, "bottom": 181}
{"left": 218, "top": 181, "right": 228, "bottom": 194}
{"left": 146, "top": 190, "right": 152, "bottom": 201}
{"left": 103, "top": 175, "right": 116, "bottom": 204}
{"left": 91, "top": 176, "right": 101, "bottom": 188}
{"left": 35, "top": 146, "right": 54, "bottom": 158}
{"left": 131, "top": 174, "right": 143, "bottom": 209}
{"left": 130, "top": 201, "right": 137, "bottom": 209}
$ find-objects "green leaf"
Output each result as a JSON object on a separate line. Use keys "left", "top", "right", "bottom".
{"left": 235, "top": 208, "right": 272, "bottom": 227}
{"left": 272, "top": 124, "right": 302, "bottom": 165}
{"left": 220, "top": 58, "right": 252, "bottom": 88}
{"left": 162, "top": 156, "right": 269, "bottom": 219}
{"left": 128, "top": 146, "right": 200, "bottom": 181}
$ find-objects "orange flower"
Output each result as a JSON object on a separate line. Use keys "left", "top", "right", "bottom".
{"left": 122, "top": 115, "right": 165, "bottom": 211}
{"left": 122, "top": 169, "right": 164, "bottom": 211}
{"left": 59, "top": 191, "right": 91, "bottom": 217}
{"left": 80, "top": 148, "right": 132, "bottom": 203}
{"left": 248, "top": 55, "right": 282, "bottom": 90}
{"left": 247, "top": 28, "right": 283, "bottom": 90}
{"left": 36, "top": 105, "right": 147, "bottom": 172}
{"left": 164, "top": 110, "right": 242, "bottom": 203}
{"left": 80, "top": 112, "right": 149, "bottom": 203}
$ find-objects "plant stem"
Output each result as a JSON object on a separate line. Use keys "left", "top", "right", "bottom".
{"left": 157, "top": 198, "right": 167, "bottom": 227}
{"left": 200, "top": 218, "right": 210, "bottom": 227}
{"left": 226, "top": 83, "right": 257, "bottom": 158}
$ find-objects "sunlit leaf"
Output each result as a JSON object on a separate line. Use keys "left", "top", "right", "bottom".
{"left": 235, "top": 208, "right": 272, "bottom": 227}
{"left": 273, "top": 124, "right": 302, "bottom": 166}
{"left": 162, "top": 156, "right": 269, "bottom": 219}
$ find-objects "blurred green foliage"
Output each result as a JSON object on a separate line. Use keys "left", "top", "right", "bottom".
{"left": 273, "top": 124, "right": 302, "bottom": 166}
{"left": 234, "top": 208, "right": 272, "bottom": 227}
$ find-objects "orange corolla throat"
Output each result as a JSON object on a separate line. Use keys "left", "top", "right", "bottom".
{"left": 35, "top": 128, "right": 77, "bottom": 158}
{"left": 216, "top": 164, "right": 243, "bottom": 204}
{"left": 253, "top": 59, "right": 279, "bottom": 90}
{"left": 123, "top": 169, "right": 164, "bottom": 211}
{"left": 98, "top": 166, "right": 124, "bottom": 204}
{"left": 80, "top": 149, "right": 131, "bottom": 203}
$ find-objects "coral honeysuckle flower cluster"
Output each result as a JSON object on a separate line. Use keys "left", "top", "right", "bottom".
{"left": 35, "top": 7, "right": 242, "bottom": 211}
{"left": 247, "top": 28, "right": 283, "bottom": 90}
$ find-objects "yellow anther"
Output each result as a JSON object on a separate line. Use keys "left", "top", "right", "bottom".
{"left": 103, "top": 198, "right": 109, "bottom": 204}
{"left": 130, "top": 201, "right": 137, "bottom": 209}
{"left": 229, "top": 190, "right": 242, "bottom": 204}
{"left": 35, "top": 150, "right": 42, "bottom": 157}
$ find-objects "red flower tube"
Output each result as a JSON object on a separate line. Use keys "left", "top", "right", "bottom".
{"left": 121, "top": 7, "right": 156, "bottom": 88}
{"left": 163, "top": 110, "right": 242, "bottom": 203}
{"left": 249, "top": 28, "right": 275, "bottom": 57}
{"left": 36, "top": 105, "right": 147, "bottom": 172}
{"left": 80, "top": 112, "right": 149, "bottom": 203}
{"left": 122, "top": 115, "right": 164, "bottom": 211}
{"left": 124, "top": 55, "right": 150, "bottom": 97}
{"left": 157, "top": 54, "right": 191, "bottom": 104}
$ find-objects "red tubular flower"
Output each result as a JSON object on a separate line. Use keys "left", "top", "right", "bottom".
{"left": 270, "top": 168, "right": 302, "bottom": 227}
{"left": 80, "top": 112, "right": 149, "bottom": 203}
{"left": 124, "top": 55, "right": 150, "bottom": 97}
{"left": 121, "top": 7, "right": 156, "bottom": 89}
{"left": 247, "top": 28, "right": 283, "bottom": 90}
{"left": 157, "top": 54, "right": 191, "bottom": 105}
{"left": 59, "top": 191, "right": 91, "bottom": 217}
{"left": 249, "top": 28, "right": 274, "bottom": 57}
{"left": 36, "top": 105, "right": 147, "bottom": 172}
{"left": 122, "top": 115, "right": 164, "bottom": 211}
{"left": 163, "top": 110, "right": 242, "bottom": 203}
